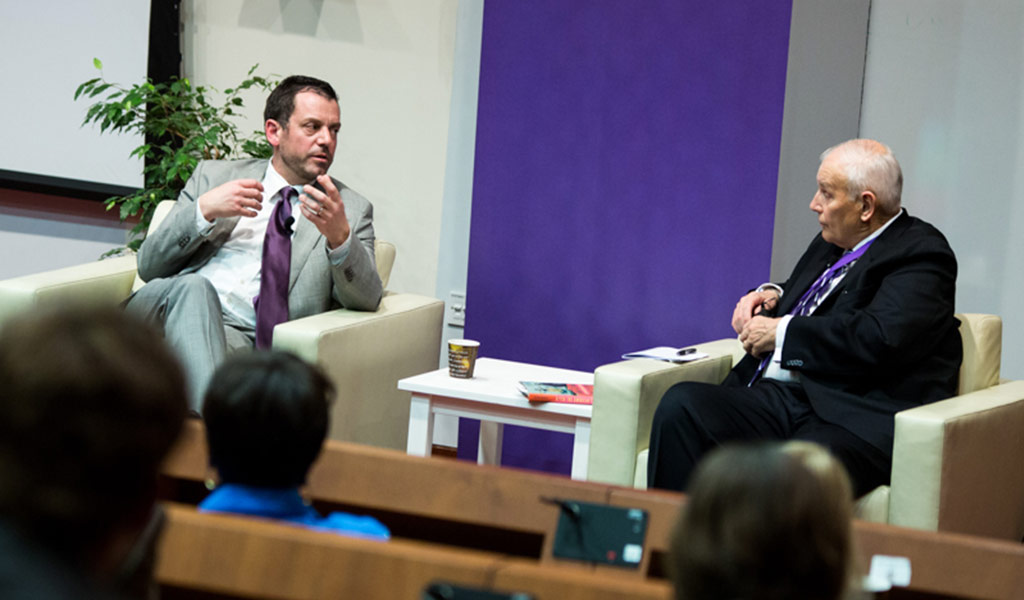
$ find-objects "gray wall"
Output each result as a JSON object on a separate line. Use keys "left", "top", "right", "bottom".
{"left": 0, "top": 190, "right": 129, "bottom": 279}
{"left": 859, "top": 0, "right": 1024, "bottom": 379}
{"left": 771, "top": 0, "right": 871, "bottom": 280}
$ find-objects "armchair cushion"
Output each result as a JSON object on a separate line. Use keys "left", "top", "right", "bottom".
{"left": 956, "top": 313, "right": 1001, "bottom": 394}
{"left": 588, "top": 339, "right": 736, "bottom": 487}
{"left": 0, "top": 255, "right": 137, "bottom": 325}
{"left": 889, "top": 380, "right": 1024, "bottom": 541}
{"left": 273, "top": 292, "right": 444, "bottom": 450}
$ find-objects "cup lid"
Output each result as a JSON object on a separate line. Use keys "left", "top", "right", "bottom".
{"left": 449, "top": 339, "right": 480, "bottom": 347}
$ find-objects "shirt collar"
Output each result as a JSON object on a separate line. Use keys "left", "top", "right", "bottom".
{"left": 201, "top": 483, "right": 310, "bottom": 519}
{"left": 852, "top": 207, "right": 904, "bottom": 252}
{"left": 263, "top": 160, "right": 302, "bottom": 203}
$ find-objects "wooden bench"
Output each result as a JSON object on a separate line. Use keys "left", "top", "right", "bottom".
{"left": 162, "top": 420, "right": 1024, "bottom": 599}
{"left": 162, "top": 419, "right": 630, "bottom": 560}
{"left": 492, "top": 559, "right": 672, "bottom": 600}
{"left": 155, "top": 503, "right": 673, "bottom": 600}
{"left": 608, "top": 487, "right": 1024, "bottom": 600}
{"left": 856, "top": 521, "right": 1024, "bottom": 600}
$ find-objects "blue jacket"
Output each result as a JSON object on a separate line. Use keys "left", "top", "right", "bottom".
{"left": 199, "top": 484, "right": 390, "bottom": 541}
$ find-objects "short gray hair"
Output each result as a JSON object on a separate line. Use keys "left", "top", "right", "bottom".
{"left": 820, "top": 139, "right": 902, "bottom": 217}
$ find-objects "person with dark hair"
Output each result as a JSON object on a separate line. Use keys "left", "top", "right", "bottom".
{"left": 648, "top": 139, "right": 961, "bottom": 497}
{"left": 669, "top": 441, "right": 856, "bottom": 600}
{"left": 0, "top": 305, "right": 188, "bottom": 599}
{"left": 125, "top": 74, "right": 382, "bottom": 409}
{"left": 199, "top": 351, "right": 389, "bottom": 540}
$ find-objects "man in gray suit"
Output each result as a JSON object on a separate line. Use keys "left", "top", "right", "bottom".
{"left": 126, "top": 75, "right": 382, "bottom": 410}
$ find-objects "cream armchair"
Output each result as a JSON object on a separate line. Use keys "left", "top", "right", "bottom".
{"left": 0, "top": 200, "right": 444, "bottom": 451}
{"left": 587, "top": 314, "right": 1024, "bottom": 542}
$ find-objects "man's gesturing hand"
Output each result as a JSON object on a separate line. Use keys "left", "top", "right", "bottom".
{"left": 300, "top": 174, "right": 351, "bottom": 250}
{"left": 732, "top": 290, "right": 780, "bottom": 334}
{"left": 739, "top": 316, "right": 781, "bottom": 358}
{"left": 198, "top": 179, "right": 264, "bottom": 221}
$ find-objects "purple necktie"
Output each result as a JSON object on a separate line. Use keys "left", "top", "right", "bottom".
{"left": 254, "top": 187, "right": 295, "bottom": 349}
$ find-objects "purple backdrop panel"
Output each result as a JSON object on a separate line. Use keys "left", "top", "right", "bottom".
{"left": 463, "top": 1, "right": 793, "bottom": 473}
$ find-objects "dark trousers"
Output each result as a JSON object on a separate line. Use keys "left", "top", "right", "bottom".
{"left": 647, "top": 378, "right": 890, "bottom": 497}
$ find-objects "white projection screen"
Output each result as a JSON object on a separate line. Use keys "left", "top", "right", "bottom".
{"left": 0, "top": 1, "right": 150, "bottom": 191}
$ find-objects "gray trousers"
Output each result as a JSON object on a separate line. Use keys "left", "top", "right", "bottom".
{"left": 124, "top": 274, "right": 254, "bottom": 411}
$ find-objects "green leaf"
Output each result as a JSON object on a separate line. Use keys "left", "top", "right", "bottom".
{"left": 129, "top": 144, "right": 152, "bottom": 159}
{"left": 93, "top": 57, "right": 103, "bottom": 70}
{"left": 88, "top": 82, "right": 113, "bottom": 98}
{"left": 83, "top": 103, "right": 104, "bottom": 124}
{"left": 78, "top": 63, "right": 278, "bottom": 232}
{"left": 74, "top": 78, "right": 100, "bottom": 100}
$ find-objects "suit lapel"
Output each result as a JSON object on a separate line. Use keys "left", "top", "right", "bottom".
{"left": 812, "top": 212, "right": 911, "bottom": 311}
{"left": 778, "top": 243, "right": 841, "bottom": 315}
{"left": 290, "top": 217, "right": 321, "bottom": 290}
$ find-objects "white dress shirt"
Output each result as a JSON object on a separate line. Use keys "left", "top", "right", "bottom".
{"left": 194, "top": 162, "right": 300, "bottom": 330}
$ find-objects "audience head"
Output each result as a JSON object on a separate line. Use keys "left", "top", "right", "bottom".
{"left": 202, "top": 351, "right": 333, "bottom": 488}
{"left": 668, "top": 441, "right": 855, "bottom": 600}
{"left": 263, "top": 75, "right": 338, "bottom": 125}
{"left": 0, "top": 305, "right": 187, "bottom": 572}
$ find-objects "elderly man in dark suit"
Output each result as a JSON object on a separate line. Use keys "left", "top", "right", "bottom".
{"left": 126, "top": 75, "right": 381, "bottom": 409}
{"left": 648, "top": 139, "right": 962, "bottom": 496}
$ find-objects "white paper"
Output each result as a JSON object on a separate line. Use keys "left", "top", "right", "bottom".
{"left": 621, "top": 346, "right": 709, "bottom": 363}
{"left": 862, "top": 554, "right": 912, "bottom": 592}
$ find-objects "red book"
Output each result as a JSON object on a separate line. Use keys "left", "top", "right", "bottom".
{"left": 518, "top": 381, "right": 594, "bottom": 405}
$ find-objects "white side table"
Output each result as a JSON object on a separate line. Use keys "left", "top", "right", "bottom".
{"left": 399, "top": 358, "right": 594, "bottom": 480}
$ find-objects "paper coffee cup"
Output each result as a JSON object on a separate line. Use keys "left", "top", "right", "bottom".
{"left": 448, "top": 339, "right": 480, "bottom": 378}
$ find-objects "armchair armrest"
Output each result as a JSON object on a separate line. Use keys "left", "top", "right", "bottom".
{"left": 588, "top": 338, "right": 741, "bottom": 487}
{"left": 0, "top": 255, "right": 138, "bottom": 325}
{"left": 272, "top": 292, "right": 445, "bottom": 451}
{"left": 890, "top": 380, "right": 1024, "bottom": 541}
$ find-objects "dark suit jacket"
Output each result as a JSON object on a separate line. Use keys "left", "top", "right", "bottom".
{"left": 725, "top": 211, "right": 962, "bottom": 455}
{"left": 137, "top": 159, "right": 383, "bottom": 320}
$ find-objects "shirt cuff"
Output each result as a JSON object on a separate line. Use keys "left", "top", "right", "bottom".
{"left": 773, "top": 314, "right": 793, "bottom": 367}
{"left": 194, "top": 202, "right": 216, "bottom": 235}
{"left": 326, "top": 237, "right": 351, "bottom": 264}
{"left": 756, "top": 282, "right": 784, "bottom": 298}
{"left": 761, "top": 314, "right": 796, "bottom": 382}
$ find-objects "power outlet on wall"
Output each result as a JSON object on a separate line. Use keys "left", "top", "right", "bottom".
{"left": 447, "top": 291, "right": 466, "bottom": 328}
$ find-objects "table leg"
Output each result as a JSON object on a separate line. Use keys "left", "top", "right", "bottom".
{"left": 570, "top": 418, "right": 591, "bottom": 480}
{"left": 478, "top": 421, "right": 504, "bottom": 466}
{"left": 406, "top": 393, "right": 434, "bottom": 457}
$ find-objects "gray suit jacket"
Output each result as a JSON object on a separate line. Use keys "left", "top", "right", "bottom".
{"left": 137, "top": 159, "right": 383, "bottom": 322}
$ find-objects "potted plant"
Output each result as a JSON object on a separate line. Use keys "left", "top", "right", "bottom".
{"left": 75, "top": 59, "right": 278, "bottom": 252}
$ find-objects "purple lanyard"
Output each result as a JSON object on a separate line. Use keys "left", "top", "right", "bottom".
{"left": 790, "top": 237, "right": 877, "bottom": 316}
